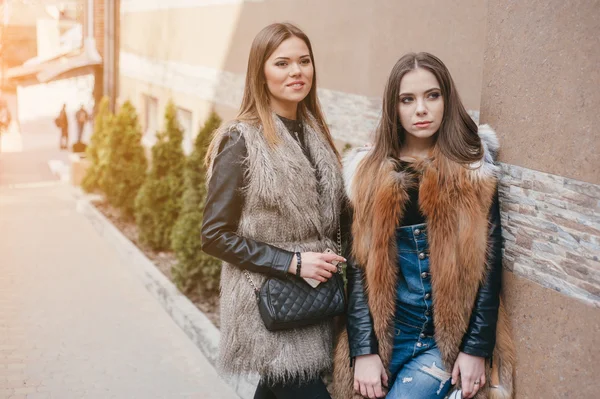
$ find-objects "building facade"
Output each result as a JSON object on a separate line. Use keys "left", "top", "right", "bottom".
{"left": 118, "top": 0, "right": 487, "bottom": 153}
{"left": 117, "top": 0, "right": 600, "bottom": 397}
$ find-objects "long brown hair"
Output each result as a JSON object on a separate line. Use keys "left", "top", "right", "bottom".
{"left": 360, "top": 52, "right": 482, "bottom": 177}
{"left": 234, "top": 22, "right": 339, "bottom": 158}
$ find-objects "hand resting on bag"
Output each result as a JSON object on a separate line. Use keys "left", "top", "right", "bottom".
{"left": 288, "top": 252, "right": 346, "bottom": 282}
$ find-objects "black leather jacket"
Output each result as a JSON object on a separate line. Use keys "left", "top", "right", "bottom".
{"left": 345, "top": 189, "right": 504, "bottom": 360}
{"left": 201, "top": 118, "right": 308, "bottom": 277}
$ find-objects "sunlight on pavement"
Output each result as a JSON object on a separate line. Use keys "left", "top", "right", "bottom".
{"left": 0, "top": 123, "right": 23, "bottom": 153}
{"left": 1, "top": 180, "right": 65, "bottom": 190}
{"left": 47, "top": 159, "right": 70, "bottom": 181}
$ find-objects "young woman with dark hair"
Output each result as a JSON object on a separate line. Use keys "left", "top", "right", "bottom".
{"left": 201, "top": 23, "right": 344, "bottom": 399}
{"left": 332, "top": 52, "right": 516, "bottom": 399}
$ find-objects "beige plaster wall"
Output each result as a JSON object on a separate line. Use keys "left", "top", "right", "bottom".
{"left": 119, "top": 4, "right": 243, "bottom": 70}
{"left": 119, "top": 75, "right": 227, "bottom": 133}
{"left": 480, "top": 0, "right": 600, "bottom": 185}
{"left": 219, "top": 0, "right": 487, "bottom": 111}
{"left": 119, "top": 0, "right": 488, "bottom": 111}
{"left": 503, "top": 271, "right": 600, "bottom": 398}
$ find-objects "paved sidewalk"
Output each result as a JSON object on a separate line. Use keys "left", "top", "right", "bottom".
{"left": 0, "top": 118, "right": 69, "bottom": 186}
{"left": 0, "top": 183, "right": 238, "bottom": 399}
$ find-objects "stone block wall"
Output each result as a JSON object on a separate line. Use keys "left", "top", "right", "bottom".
{"left": 498, "top": 163, "right": 600, "bottom": 307}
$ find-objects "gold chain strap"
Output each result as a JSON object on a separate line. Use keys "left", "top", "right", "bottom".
{"left": 243, "top": 269, "right": 260, "bottom": 302}
{"left": 244, "top": 269, "right": 260, "bottom": 292}
{"left": 336, "top": 226, "right": 343, "bottom": 274}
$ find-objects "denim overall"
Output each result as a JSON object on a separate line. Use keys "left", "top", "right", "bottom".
{"left": 387, "top": 223, "right": 453, "bottom": 399}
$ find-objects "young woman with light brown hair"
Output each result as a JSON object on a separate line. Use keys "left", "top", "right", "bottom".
{"left": 333, "top": 52, "right": 516, "bottom": 399}
{"left": 201, "top": 23, "right": 345, "bottom": 398}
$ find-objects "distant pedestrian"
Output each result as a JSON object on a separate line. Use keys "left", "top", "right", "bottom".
{"left": 75, "top": 105, "right": 89, "bottom": 143}
{"left": 55, "top": 104, "right": 68, "bottom": 150}
{"left": 0, "top": 99, "right": 11, "bottom": 135}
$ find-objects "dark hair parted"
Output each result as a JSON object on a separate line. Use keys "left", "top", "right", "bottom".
{"left": 236, "top": 22, "right": 339, "bottom": 159}
{"left": 363, "top": 52, "right": 483, "bottom": 174}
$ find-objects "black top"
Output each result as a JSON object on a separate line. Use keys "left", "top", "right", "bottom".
{"left": 277, "top": 115, "right": 305, "bottom": 149}
{"left": 398, "top": 161, "right": 426, "bottom": 227}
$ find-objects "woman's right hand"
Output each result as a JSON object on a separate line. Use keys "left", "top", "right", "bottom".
{"left": 354, "top": 354, "right": 388, "bottom": 398}
{"left": 288, "top": 252, "right": 345, "bottom": 282}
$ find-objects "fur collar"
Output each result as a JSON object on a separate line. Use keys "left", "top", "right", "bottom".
{"left": 343, "top": 124, "right": 500, "bottom": 200}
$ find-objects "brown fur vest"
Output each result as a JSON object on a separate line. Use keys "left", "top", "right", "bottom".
{"left": 332, "top": 126, "right": 515, "bottom": 399}
{"left": 206, "top": 114, "right": 344, "bottom": 383}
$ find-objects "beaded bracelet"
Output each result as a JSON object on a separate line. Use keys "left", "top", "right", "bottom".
{"left": 294, "top": 252, "right": 302, "bottom": 277}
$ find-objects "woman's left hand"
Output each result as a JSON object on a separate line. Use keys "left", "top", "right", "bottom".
{"left": 451, "top": 352, "right": 485, "bottom": 398}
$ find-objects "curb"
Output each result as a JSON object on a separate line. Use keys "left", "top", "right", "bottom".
{"left": 75, "top": 190, "right": 258, "bottom": 399}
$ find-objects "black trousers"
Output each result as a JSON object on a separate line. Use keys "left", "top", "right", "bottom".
{"left": 253, "top": 376, "right": 331, "bottom": 399}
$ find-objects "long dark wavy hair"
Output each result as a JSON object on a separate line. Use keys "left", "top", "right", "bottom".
{"left": 360, "top": 52, "right": 482, "bottom": 176}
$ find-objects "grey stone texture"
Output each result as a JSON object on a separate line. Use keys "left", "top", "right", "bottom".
{"left": 499, "top": 163, "right": 600, "bottom": 306}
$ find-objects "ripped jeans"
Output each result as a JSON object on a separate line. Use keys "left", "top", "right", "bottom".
{"left": 387, "top": 223, "right": 452, "bottom": 398}
{"left": 387, "top": 322, "right": 452, "bottom": 398}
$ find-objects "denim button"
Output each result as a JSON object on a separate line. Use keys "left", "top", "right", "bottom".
{"left": 416, "top": 342, "right": 423, "bottom": 348}
{"left": 414, "top": 228, "right": 421, "bottom": 236}
{"left": 421, "top": 272, "right": 429, "bottom": 279}
{"left": 424, "top": 293, "right": 431, "bottom": 300}
{"left": 425, "top": 310, "right": 432, "bottom": 316}
{"left": 419, "top": 333, "right": 426, "bottom": 339}
{"left": 418, "top": 252, "right": 426, "bottom": 260}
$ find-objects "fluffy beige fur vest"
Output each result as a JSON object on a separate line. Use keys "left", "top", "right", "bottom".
{"left": 332, "top": 126, "right": 516, "bottom": 399}
{"left": 206, "top": 114, "right": 344, "bottom": 383}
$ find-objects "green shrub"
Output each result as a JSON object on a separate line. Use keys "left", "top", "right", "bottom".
{"left": 103, "top": 101, "right": 147, "bottom": 219}
{"left": 134, "top": 100, "right": 185, "bottom": 250}
{"left": 171, "top": 112, "right": 222, "bottom": 294}
{"left": 82, "top": 97, "right": 112, "bottom": 192}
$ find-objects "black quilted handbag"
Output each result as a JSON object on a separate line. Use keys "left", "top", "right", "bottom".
{"left": 244, "top": 228, "right": 346, "bottom": 331}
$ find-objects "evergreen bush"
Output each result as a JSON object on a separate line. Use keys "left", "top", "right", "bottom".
{"left": 134, "top": 101, "right": 185, "bottom": 250}
{"left": 82, "top": 97, "right": 112, "bottom": 192}
{"left": 103, "top": 101, "right": 148, "bottom": 219}
{"left": 171, "top": 112, "right": 222, "bottom": 294}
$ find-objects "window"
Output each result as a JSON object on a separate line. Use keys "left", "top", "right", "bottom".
{"left": 142, "top": 95, "right": 158, "bottom": 146}
{"left": 177, "top": 107, "right": 193, "bottom": 155}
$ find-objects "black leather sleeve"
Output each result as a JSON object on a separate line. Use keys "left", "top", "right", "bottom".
{"left": 201, "top": 129, "right": 295, "bottom": 277}
{"left": 460, "top": 186, "right": 503, "bottom": 358}
{"left": 343, "top": 204, "right": 379, "bottom": 362}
